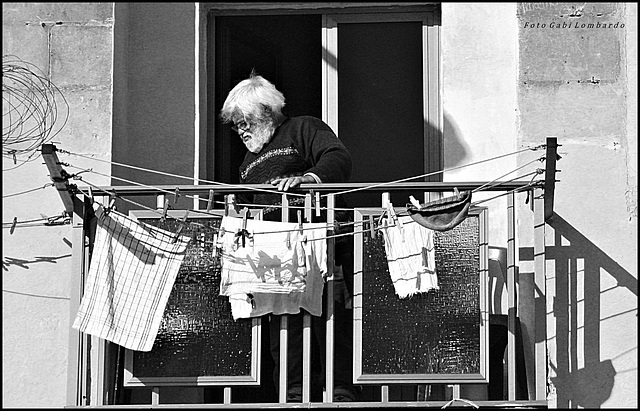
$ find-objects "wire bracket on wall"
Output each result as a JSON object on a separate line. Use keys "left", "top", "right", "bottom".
{"left": 41, "top": 144, "right": 76, "bottom": 214}
{"left": 543, "top": 136, "right": 560, "bottom": 222}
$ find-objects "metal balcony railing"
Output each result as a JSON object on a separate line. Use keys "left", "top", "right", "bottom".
{"left": 41, "top": 142, "right": 557, "bottom": 408}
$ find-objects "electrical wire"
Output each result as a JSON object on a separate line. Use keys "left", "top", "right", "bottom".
{"left": 2, "top": 182, "right": 54, "bottom": 198}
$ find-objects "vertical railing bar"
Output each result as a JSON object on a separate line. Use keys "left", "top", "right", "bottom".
{"left": 381, "top": 385, "right": 389, "bottom": 403}
{"left": 302, "top": 314, "right": 312, "bottom": 403}
{"left": 302, "top": 193, "right": 313, "bottom": 403}
{"left": 325, "top": 194, "right": 336, "bottom": 403}
{"left": 223, "top": 387, "right": 231, "bottom": 404}
{"left": 533, "top": 187, "right": 548, "bottom": 400}
{"left": 452, "top": 384, "right": 461, "bottom": 400}
{"left": 418, "top": 190, "right": 441, "bottom": 402}
{"left": 279, "top": 194, "right": 290, "bottom": 404}
{"left": 151, "top": 387, "right": 159, "bottom": 406}
{"left": 352, "top": 211, "right": 364, "bottom": 402}
{"left": 507, "top": 192, "right": 518, "bottom": 400}
{"left": 67, "top": 195, "right": 87, "bottom": 406}
{"left": 90, "top": 336, "right": 106, "bottom": 405}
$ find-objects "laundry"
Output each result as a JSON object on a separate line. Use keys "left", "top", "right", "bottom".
{"left": 218, "top": 215, "right": 327, "bottom": 319}
{"left": 72, "top": 204, "right": 191, "bottom": 352}
{"left": 381, "top": 215, "right": 438, "bottom": 298}
{"left": 406, "top": 189, "right": 472, "bottom": 231}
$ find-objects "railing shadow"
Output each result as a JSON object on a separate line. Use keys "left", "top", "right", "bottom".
{"left": 520, "top": 212, "right": 636, "bottom": 408}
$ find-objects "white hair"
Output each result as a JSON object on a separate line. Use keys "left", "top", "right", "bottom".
{"left": 220, "top": 72, "right": 286, "bottom": 125}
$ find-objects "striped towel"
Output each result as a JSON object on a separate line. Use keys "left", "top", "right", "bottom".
{"left": 72, "top": 204, "right": 190, "bottom": 352}
{"left": 381, "top": 215, "right": 438, "bottom": 298}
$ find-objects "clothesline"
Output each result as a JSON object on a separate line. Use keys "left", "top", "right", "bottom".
{"left": 5, "top": 152, "right": 544, "bottom": 234}
{"left": 65, "top": 151, "right": 544, "bottom": 213}
{"left": 44, "top": 143, "right": 549, "bottom": 241}
{"left": 57, "top": 148, "right": 307, "bottom": 198}
{"left": 75, "top": 173, "right": 539, "bottom": 247}
{"left": 65, "top": 151, "right": 544, "bottom": 240}
{"left": 56, "top": 143, "right": 547, "bottom": 200}
{"left": 70, "top": 160, "right": 542, "bottom": 214}
{"left": 75, "top": 176, "right": 420, "bottom": 245}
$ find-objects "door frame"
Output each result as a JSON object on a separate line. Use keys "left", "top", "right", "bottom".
{"left": 202, "top": 3, "right": 442, "bottom": 188}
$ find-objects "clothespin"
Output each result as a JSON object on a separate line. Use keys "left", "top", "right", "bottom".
{"left": 215, "top": 226, "right": 226, "bottom": 252}
{"left": 105, "top": 194, "right": 117, "bottom": 214}
{"left": 173, "top": 187, "right": 180, "bottom": 204}
{"left": 409, "top": 195, "right": 421, "bottom": 209}
{"left": 173, "top": 210, "right": 189, "bottom": 243}
{"left": 315, "top": 191, "right": 321, "bottom": 217}
{"left": 386, "top": 198, "right": 404, "bottom": 240}
{"left": 10, "top": 217, "right": 18, "bottom": 234}
{"left": 247, "top": 293, "right": 256, "bottom": 309}
{"left": 304, "top": 193, "right": 313, "bottom": 223}
{"left": 297, "top": 210, "right": 304, "bottom": 235}
{"left": 285, "top": 230, "right": 291, "bottom": 249}
{"left": 87, "top": 186, "right": 95, "bottom": 205}
{"left": 206, "top": 190, "right": 215, "bottom": 212}
{"left": 298, "top": 209, "right": 308, "bottom": 245}
{"left": 242, "top": 208, "right": 249, "bottom": 230}
{"left": 235, "top": 208, "right": 251, "bottom": 248}
{"left": 378, "top": 192, "right": 390, "bottom": 226}
{"left": 386, "top": 200, "right": 395, "bottom": 225}
{"left": 161, "top": 199, "right": 169, "bottom": 221}
{"left": 369, "top": 215, "right": 375, "bottom": 237}
{"left": 225, "top": 194, "right": 238, "bottom": 216}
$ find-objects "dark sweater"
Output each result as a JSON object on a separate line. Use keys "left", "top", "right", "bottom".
{"left": 239, "top": 116, "right": 352, "bottom": 218}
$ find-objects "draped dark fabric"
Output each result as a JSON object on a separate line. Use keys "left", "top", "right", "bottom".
{"left": 406, "top": 190, "right": 472, "bottom": 232}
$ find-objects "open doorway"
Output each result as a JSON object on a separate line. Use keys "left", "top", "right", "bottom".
{"left": 208, "top": 9, "right": 441, "bottom": 208}
{"left": 210, "top": 14, "right": 322, "bottom": 185}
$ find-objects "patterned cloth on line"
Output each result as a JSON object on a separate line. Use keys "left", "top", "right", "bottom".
{"left": 381, "top": 215, "right": 438, "bottom": 298}
{"left": 218, "top": 216, "right": 327, "bottom": 319}
{"left": 72, "top": 204, "right": 191, "bottom": 352}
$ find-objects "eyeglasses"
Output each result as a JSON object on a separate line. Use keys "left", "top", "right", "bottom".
{"left": 231, "top": 120, "right": 251, "bottom": 135}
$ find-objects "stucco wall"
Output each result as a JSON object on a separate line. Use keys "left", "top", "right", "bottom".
{"left": 2, "top": 3, "right": 113, "bottom": 408}
{"left": 111, "top": 2, "right": 197, "bottom": 214}
{"left": 516, "top": 3, "right": 637, "bottom": 408}
{"left": 441, "top": 2, "right": 518, "bottom": 288}
{"left": 442, "top": 3, "right": 637, "bottom": 408}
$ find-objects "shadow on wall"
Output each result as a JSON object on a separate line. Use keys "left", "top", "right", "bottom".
{"left": 520, "top": 213, "right": 636, "bottom": 408}
{"left": 2, "top": 253, "right": 72, "bottom": 271}
{"left": 442, "top": 111, "right": 468, "bottom": 170}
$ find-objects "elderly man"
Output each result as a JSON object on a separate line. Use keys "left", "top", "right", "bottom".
{"left": 219, "top": 72, "right": 358, "bottom": 402}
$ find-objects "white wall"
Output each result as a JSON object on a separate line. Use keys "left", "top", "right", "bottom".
{"left": 2, "top": 3, "right": 113, "bottom": 407}
{"left": 441, "top": 3, "right": 519, "bottom": 252}
{"left": 443, "top": 2, "right": 637, "bottom": 408}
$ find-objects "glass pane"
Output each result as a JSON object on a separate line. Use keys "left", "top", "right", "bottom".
{"left": 361, "top": 215, "right": 482, "bottom": 375}
{"left": 132, "top": 217, "right": 254, "bottom": 378}
{"left": 338, "top": 21, "right": 424, "bottom": 207}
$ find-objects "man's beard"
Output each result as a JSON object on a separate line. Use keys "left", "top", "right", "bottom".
{"left": 242, "top": 122, "right": 274, "bottom": 153}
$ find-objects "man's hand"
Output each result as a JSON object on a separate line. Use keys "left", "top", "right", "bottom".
{"left": 270, "top": 175, "right": 315, "bottom": 191}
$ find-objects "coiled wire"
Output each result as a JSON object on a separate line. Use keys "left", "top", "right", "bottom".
{"left": 2, "top": 54, "right": 69, "bottom": 170}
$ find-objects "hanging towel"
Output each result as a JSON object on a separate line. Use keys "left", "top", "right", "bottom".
{"left": 381, "top": 215, "right": 438, "bottom": 298}
{"left": 218, "top": 216, "right": 327, "bottom": 319}
{"left": 72, "top": 204, "right": 191, "bottom": 352}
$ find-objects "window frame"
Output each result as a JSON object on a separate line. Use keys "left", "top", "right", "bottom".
{"left": 201, "top": 2, "right": 442, "bottom": 185}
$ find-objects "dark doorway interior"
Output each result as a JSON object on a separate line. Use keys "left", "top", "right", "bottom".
{"left": 211, "top": 14, "right": 322, "bottom": 185}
